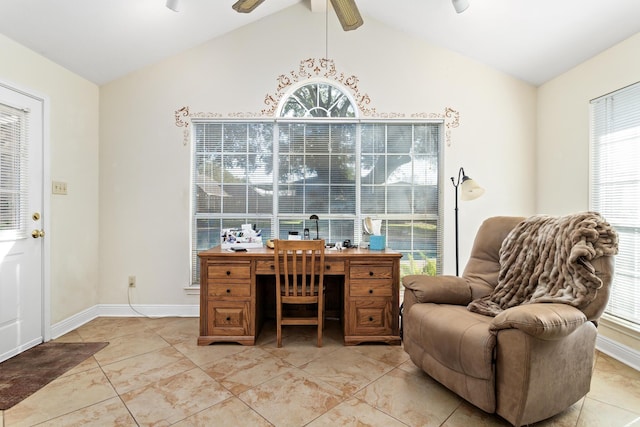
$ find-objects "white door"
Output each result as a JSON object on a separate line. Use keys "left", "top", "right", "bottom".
{"left": 0, "top": 83, "right": 45, "bottom": 363}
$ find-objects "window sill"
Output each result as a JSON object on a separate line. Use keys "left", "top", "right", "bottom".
{"left": 601, "top": 314, "right": 640, "bottom": 335}
{"left": 184, "top": 285, "right": 200, "bottom": 296}
{"left": 599, "top": 314, "right": 640, "bottom": 353}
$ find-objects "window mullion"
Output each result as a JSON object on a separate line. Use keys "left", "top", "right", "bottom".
{"left": 273, "top": 123, "right": 280, "bottom": 238}
{"left": 355, "top": 123, "right": 362, "bottom": 238}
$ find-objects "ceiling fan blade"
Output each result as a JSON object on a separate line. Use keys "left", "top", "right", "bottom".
{"left": 232, "top": 0, "right": 363, "bottom": 31}
{"left": 232, "top": 0, "right": 265, "bottom": 13}
{"left": 330, "top": 0, "right": 363, "bottom": 31}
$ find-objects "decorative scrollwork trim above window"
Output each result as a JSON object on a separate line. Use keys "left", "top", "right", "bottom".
{"left": 174, "top": 58, "right": 460, "bottom": 146}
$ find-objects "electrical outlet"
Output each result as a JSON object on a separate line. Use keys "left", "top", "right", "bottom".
{"left": 52, "top": 181, "right": 68, "bottom": 195}
{"left": 128, "top": 276, "right": 136, "bottom": 288}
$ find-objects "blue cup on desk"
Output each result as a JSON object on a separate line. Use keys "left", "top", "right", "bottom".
{"left": 369, "top": 235, "right": 385, "bottom": 250}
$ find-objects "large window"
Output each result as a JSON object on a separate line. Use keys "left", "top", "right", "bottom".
{"left": 590, "top": 81, "right": 640, "bottom": 329}
{"left": 191, "top": 82, "right": 442, "bottom": 284}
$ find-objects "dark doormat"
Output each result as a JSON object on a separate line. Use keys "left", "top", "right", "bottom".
{"left": 0, "top": 341, "right": 109, "bottom": 410}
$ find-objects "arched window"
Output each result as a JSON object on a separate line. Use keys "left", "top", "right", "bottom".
{"left": 280, "top": 82, "right": 356, "bottom": 118}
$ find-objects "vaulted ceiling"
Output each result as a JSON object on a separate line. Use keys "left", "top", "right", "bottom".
{"left": 1, "top": 0, "right": 639, "bottom": 86}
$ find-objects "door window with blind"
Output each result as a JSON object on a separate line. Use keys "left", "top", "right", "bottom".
{"left": 0, "top": 103, "right": 29, "bottom": 241}
{"left": 191, "top": 82, "right": 442, "bottom": 284}
{"left": 590, "top": 81, "right": 640, "bottom": 329}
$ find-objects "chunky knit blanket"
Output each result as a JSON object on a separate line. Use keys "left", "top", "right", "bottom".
{"left": 467, "top": 212, "right": 618, "bottom": 317}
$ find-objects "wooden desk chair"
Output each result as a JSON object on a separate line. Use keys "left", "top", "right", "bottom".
{"left": 273, "top": 239, "right": 325, "bottom": 347}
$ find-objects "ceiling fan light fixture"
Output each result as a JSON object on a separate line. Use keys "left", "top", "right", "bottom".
{"left": 452, "top": 0, "right": 470, "bottom": 14}
{"left": 232, "top": 0, "right": 265, "bottom": 13}
{"left": 330, "top": 0, "right": 363, "bottom": 31}
{"left": 165, "top": 0, "right": 180, "bottom": 12}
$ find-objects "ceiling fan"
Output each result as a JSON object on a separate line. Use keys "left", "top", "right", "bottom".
{"left": 232, "top": 0, "right": 364, "bottom": 31}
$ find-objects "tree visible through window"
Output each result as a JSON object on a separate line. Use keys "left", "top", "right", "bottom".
{"left": 280, "top": 82, "right": 356, "bottom": 118}
{"left": 191, "top": 82, "right": 442, "bottom": 284}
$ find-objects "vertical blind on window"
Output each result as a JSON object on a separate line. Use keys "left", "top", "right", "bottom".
{"left": 590, "top": 81, "right": 640, "bottom": 328}
{"left": 0, "top": 103, "right": 29, "bottom": 240}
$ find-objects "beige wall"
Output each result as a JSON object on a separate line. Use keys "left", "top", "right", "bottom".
{"left": 98, "top": 3, "right": 537, "bottom": 306}
{"left": 0, "top": 34, "right": 100, "bottom": 324}
{"left": 537, "top": 32, "right": 640, "bottom": 214}
{"left": 537, "top": 32, "right": 640, "bottom": 351}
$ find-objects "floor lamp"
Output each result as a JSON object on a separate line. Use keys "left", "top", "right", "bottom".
{"left": 451, "top": 167, "right": 485, "bottom": 276}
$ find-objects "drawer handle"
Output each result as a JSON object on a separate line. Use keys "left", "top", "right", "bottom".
{"left": 226, "top": 289, "right": 231, "bottom": 294}
{"left": 369, "top": 271, "right": 374, "bottom": 276}
{"left": 226, "top": 317, "right": 231, "bottom": 321}
{"left": 226, "top": 271, "right": 231, "bottom": 276}
{"left": 270, "top": 265, "right": 275, "bottom": 270}
{"left": 369, "top": 289, "right": 374, "bottom": 294}
{"left": 369, "top": 317, "right": 374, "bottom": 322}
{"left": 325, "top": 265, "right": 331, "bottom": 270}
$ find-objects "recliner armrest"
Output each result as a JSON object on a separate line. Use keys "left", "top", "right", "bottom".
{"left": 490, "top": 303, "right": 588, "bottom": 340}
{"left": 402, "top": 275, "right": 472, "bottom": 305}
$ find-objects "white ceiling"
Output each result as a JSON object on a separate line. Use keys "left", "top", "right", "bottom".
{"left": 1, "top": 0, "right": 639, "bottom": 86}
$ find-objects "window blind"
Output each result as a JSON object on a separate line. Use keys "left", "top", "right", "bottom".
{"left": 278, "top": 122, "right": 356, "bottom": 216}
{"left": 0, "top": 103, "right": 29, "bottom": 240}
{"left": 191, "top": 121, "right": 274, "bottom": 282}
{"left": 590, "top": 81, "right": 640, "bottom": 328}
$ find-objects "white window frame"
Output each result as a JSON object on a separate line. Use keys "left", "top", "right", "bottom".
{"left": 590, "top": 81, "right": 640, "bottom": 331}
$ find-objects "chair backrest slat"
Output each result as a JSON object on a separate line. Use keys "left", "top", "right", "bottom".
{"left": 274, "top": 239, "right": 325, "bottom": 299}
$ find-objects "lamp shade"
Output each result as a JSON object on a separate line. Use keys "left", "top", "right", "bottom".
{"left": 460, "top": 176, "right": 484, "bottom": 201}
{"left": 452, "top": 0, "right": 470, "bottom": 13}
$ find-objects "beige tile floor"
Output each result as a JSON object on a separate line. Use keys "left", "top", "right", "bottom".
{"left": 2, "top": 317, "right": 639, "bottom": 427}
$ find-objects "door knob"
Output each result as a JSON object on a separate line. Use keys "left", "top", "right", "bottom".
{"left": 32, "top": 229, "right": 45, "bottom": 238}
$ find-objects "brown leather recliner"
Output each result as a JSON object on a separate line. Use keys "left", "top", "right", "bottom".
{"left": 402, "top": 215, "right": 616, "bottom": 427}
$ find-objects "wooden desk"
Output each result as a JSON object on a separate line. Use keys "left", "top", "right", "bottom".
{"left": 198, "top": 246, "right": 402, "bottom": 346}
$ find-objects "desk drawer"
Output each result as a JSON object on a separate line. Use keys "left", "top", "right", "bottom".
{"left": 349, "top": 264, "right": 393, "bottom": 280}
{"left": 348, "top": 298, "right": 393, "bottom": 336}
{"left": 208, "top": 283, "right": 251, "bottom": 297}
{"left": 207, "top": 300, "right": 250, "bottom": 336}
{"left": 350, "top": 281, "right": 393, "bottom": 297}
{"left": 324, "top": 260, "right": 345, "bottom": 275}
{"left": 255, "top": 259, "right": 345, "bottom": 275}
{"left": 207, "top": 262, "right": 251, "bottom": 280}
{"left": 255, "top": 260, "right": 275, "bottom": 275}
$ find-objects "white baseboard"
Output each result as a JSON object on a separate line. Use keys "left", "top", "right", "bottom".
{"left": 50, "top": 305, "right": 101, "bottom": 339}
{"left": 596, "top": 334, "right": 640, "bottom": 372}
{"left": 50, "top": 304, "right": 198, "bottom": 340}
{"left": 97, "top": 304, "right": 199, "bottom": 318}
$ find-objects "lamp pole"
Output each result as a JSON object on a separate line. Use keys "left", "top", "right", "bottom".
{"left": 451, "top": 168, "right": 465, "bottom": 276}
{"left": 450, "top": 167, "right": 485, "bottom": 276}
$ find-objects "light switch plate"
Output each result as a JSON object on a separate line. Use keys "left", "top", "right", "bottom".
{"left": 52, "top": 181, "right": 68, "bottom": 195}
